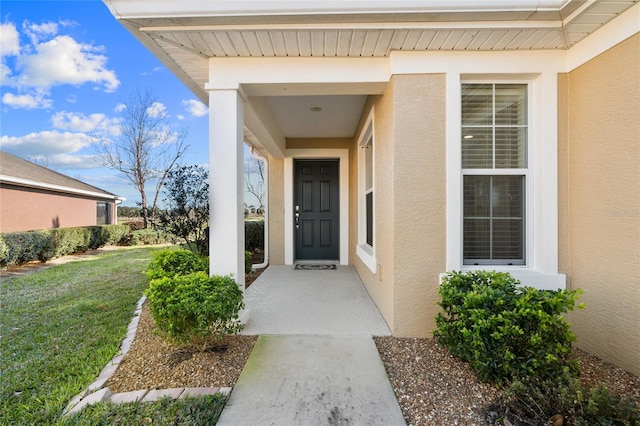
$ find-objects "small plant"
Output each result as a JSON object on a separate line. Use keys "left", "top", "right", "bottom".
{"left": 145, "top": 272, "right": 244, "bottom": 346}
{"left": 245, "top": 250, "right": 253, "bottom": 274}
{"left": 245, "top": 220, "right": 264, "bottom": 252}
{"left": 434, "top": 270, "right": 584, "bottom": 384}
{"left": 495, "top": 376, "right": 640, "bottom": 425}
{"left": 145, "top": 248, "right": 208, "bottom": 280}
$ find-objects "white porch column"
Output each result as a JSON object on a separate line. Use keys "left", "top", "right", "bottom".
{"left": 207, "top": 86, "right": 245, "bottom": 288}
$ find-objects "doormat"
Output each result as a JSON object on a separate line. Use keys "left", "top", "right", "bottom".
{"left": 294, "top": 264, "right": 337, "bottom": 270}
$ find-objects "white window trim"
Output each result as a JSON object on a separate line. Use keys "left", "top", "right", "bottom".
{"left": 356, "top": 109, "right": 377, "bottom": 273}
{"left": 284, "top": 149, "right": 349, "bottom": 266}
{"left": 461, "top": 82, "right": 531, "bottom": 266}
{"left": 447, "top": 72, "right": 565, "bottom": 290}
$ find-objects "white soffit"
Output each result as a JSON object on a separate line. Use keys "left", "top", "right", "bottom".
{"left": 266, "top": 95, "right": 368, "bottom": 138}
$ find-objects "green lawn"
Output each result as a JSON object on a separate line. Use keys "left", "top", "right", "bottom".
{"left": 0, "top": 247, "right": 155, "bottom": 424}
{"left": 61, "top": 394, "right": 227, "bottom": 425}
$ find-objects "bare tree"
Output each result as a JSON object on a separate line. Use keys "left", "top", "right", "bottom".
{"left": 97, "top": 89, "right": 188, "bottom": 227}
{"left": 245, "top": 156, "right": 265, "bottom": 210}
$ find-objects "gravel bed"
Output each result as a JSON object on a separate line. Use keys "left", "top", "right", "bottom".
{"left": 107, "top": 303, "right": 257, "bottom": 392}
{"left": 375, "top": 337, "right": 502, "bottom": 425}
{"left": 375, "top": 337, "right": 640, "bottom": 426}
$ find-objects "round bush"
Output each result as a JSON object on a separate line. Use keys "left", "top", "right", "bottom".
{"left": 434, "top": 270, "right": 583, "bottom": 385}
{"left": 145, "top": 249, "right": 208, "bottom": 280}
{"left": 145, "top": 272, "right": 244, "bottom": 344}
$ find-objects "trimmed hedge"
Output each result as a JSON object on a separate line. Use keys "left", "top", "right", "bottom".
{"left": 245, "top": 220, "right": 264, "bottom": 252}
{"left": 145, "top": 249, "right": 209, "bottom": 281}
{"left": 434, "top": 270, "right": 583, "bottom": 385}
{"left": 126, "top": 228, "right": 177, "bottom": 246}
{"left": 145, "top": 272, "right": 244, "bottom": 345}
{"left": 0, "top": 225, "right": 130, "bottom": 268}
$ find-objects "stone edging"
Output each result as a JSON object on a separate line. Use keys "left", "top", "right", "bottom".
{"left": 63, "top": 296, "right": 231, "bottom": 417}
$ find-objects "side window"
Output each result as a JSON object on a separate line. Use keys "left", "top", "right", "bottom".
{"left": 461, "top": 84, "right": 527, "bottom": 265}
{"left": 357, "top": 112, "right": 376, "bottom": 272}
{"left": 364, "top": 134, "right": 374, "bottom": 247}
{"left": 97, "top": 202, "right": 109, "bottom": 225}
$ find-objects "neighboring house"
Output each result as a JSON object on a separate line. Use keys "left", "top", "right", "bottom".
{"left": 104, "top": 1, "right": 640, "bottom": 375}
{"left": 0, "top": 151, "right": 122, "bottom": 232}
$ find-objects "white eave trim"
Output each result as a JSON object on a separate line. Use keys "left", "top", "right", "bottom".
{"left": 141, "top": 20, "right": 563, "bottom": 33}
{"left": 105, "top": 0, "right": 572, "bottom": 19}
{"left": 0, "top": 175, "right": 123, "bottom": 201}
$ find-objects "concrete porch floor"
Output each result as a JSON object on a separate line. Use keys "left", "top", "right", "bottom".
{"left": 240, "top": 265, "right": 391, "bottom": 336}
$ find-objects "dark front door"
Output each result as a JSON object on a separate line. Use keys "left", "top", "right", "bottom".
{"left": 294, "top": 160, "right": 340, "bottom": 260}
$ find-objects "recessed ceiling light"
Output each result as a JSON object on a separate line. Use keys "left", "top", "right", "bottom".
{"left": 310, "top": 106, "right": 322, "bottom": 112}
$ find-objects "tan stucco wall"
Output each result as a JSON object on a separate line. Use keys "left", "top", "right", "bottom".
{"left": 0, "top": 186, "right": 99, "bottom": 232}
{"left": 351, "top": 74, "right": 447, "bottom": 337}
{"left": 267, "top": 155, "right": 285, "bottom": 265}
{"left": 559, "top": 33, "right": 640, "bottom": 375}
{"left": 392, "top": 74, "right": 447, "bottom": 337}
{"left": 287, "top": 138, "right": 352, "bottom": 150}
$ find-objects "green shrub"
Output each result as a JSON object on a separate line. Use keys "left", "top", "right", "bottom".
{"left": 434, "top": 270, "right": 583, "bottom": 385}
{"left": 89, "top": 224, "right": 131, "bottom": 247}
{"left": 245, "top": 220, "right": 264, "bottom": 252}
{"left": 123, "top": 220, "right": 145, "bottom": 231}
{"left": 145, "top": 272, "right": 244, "bottom": 345}
{"left": 155, "top": 165, "right": 210, "bottom": 256}
{"left": 245, "top": 251, "right": 253, "bottom": 274}
{"left": 496, "top": 376, "right": 640, "bottom": 425}
{"left": 145, "top": 249, "right": 208, "bottom": 280}
{"left": 0, "top": 225, "right": 130, "bottom": 268}
{"left": 127, "top": 228, "right": 176, "bottom": 246}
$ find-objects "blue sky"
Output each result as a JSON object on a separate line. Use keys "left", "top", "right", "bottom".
{"left": 1, "top": 1, "right": 258, "bottom": 207}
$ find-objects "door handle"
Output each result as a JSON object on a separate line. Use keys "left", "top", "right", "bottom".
{"left": 295, "top": 205, "right": 300, "bottom": 229}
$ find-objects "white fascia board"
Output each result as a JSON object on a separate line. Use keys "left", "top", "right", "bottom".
{"left": 208, "top": 57, "right": 390, "bottom": 88}
{"left": 142, "top": 21, "right": 562, "bottom": 33}
{"left": 105, "top": 1, "right": 569, "bottom": 19}
{"left": 0, "top": 175, "right": 122, "bottom": 201}
{"left": 567, "top": 1, "right": 640, "bottom": 72}
{"left": 391, "top": 49, "right": 567, "bottom": 75}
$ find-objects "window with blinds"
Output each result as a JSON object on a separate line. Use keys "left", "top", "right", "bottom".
{"left": 462, "top": 83, "right": 527, "bottom": 265}
{"left": 364, "top": 134, "right": 374, "bottom": 247}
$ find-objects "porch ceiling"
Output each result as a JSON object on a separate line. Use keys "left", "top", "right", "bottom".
{"left": 105, "top": 0, "right": 638, "bottom": 141}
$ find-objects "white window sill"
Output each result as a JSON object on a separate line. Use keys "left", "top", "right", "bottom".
{"left": 357, "top": 244, "right": 377, "bottom": 274}
{"left": 440, "top": 267, "right": 566, "bottom": 290}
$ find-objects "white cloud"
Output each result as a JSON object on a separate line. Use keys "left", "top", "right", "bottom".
{"left": 0, "top": 22, "right": 20, "bottom": 57}
{"left": 183, "top": 99, "right": 208, "bottom": 117}
{"left": 114, "top": 103, "right": 126, "bottom": 112}
{"left": 23, "top": 20, "right": 58, "bottom": 45}
{"left": 0, "top": 130, "right": 93, "bottom": 156}
{"left": 141, "top": 66, "right": 164, "bottom": 76}
{"left": 1, "top": 91, "right": 52, "bottom": 109}
{"left": 52, "top": 111, "right": 120, "bottom": 135}
{"left": 27, "top": 153, "right": 102, "bottom": 170}
{"left": 147, "top": 102, "right": 167, "bottom": 118}
{"left": 0, "top": 63, "right": 12, "bottom": 83}
{"left": 14, "top": 35, "right": 119, "bottom": 92}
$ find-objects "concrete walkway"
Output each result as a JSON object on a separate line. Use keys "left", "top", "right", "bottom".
{"left": 218, "top": 265, "right": 406, "bottom": 426}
